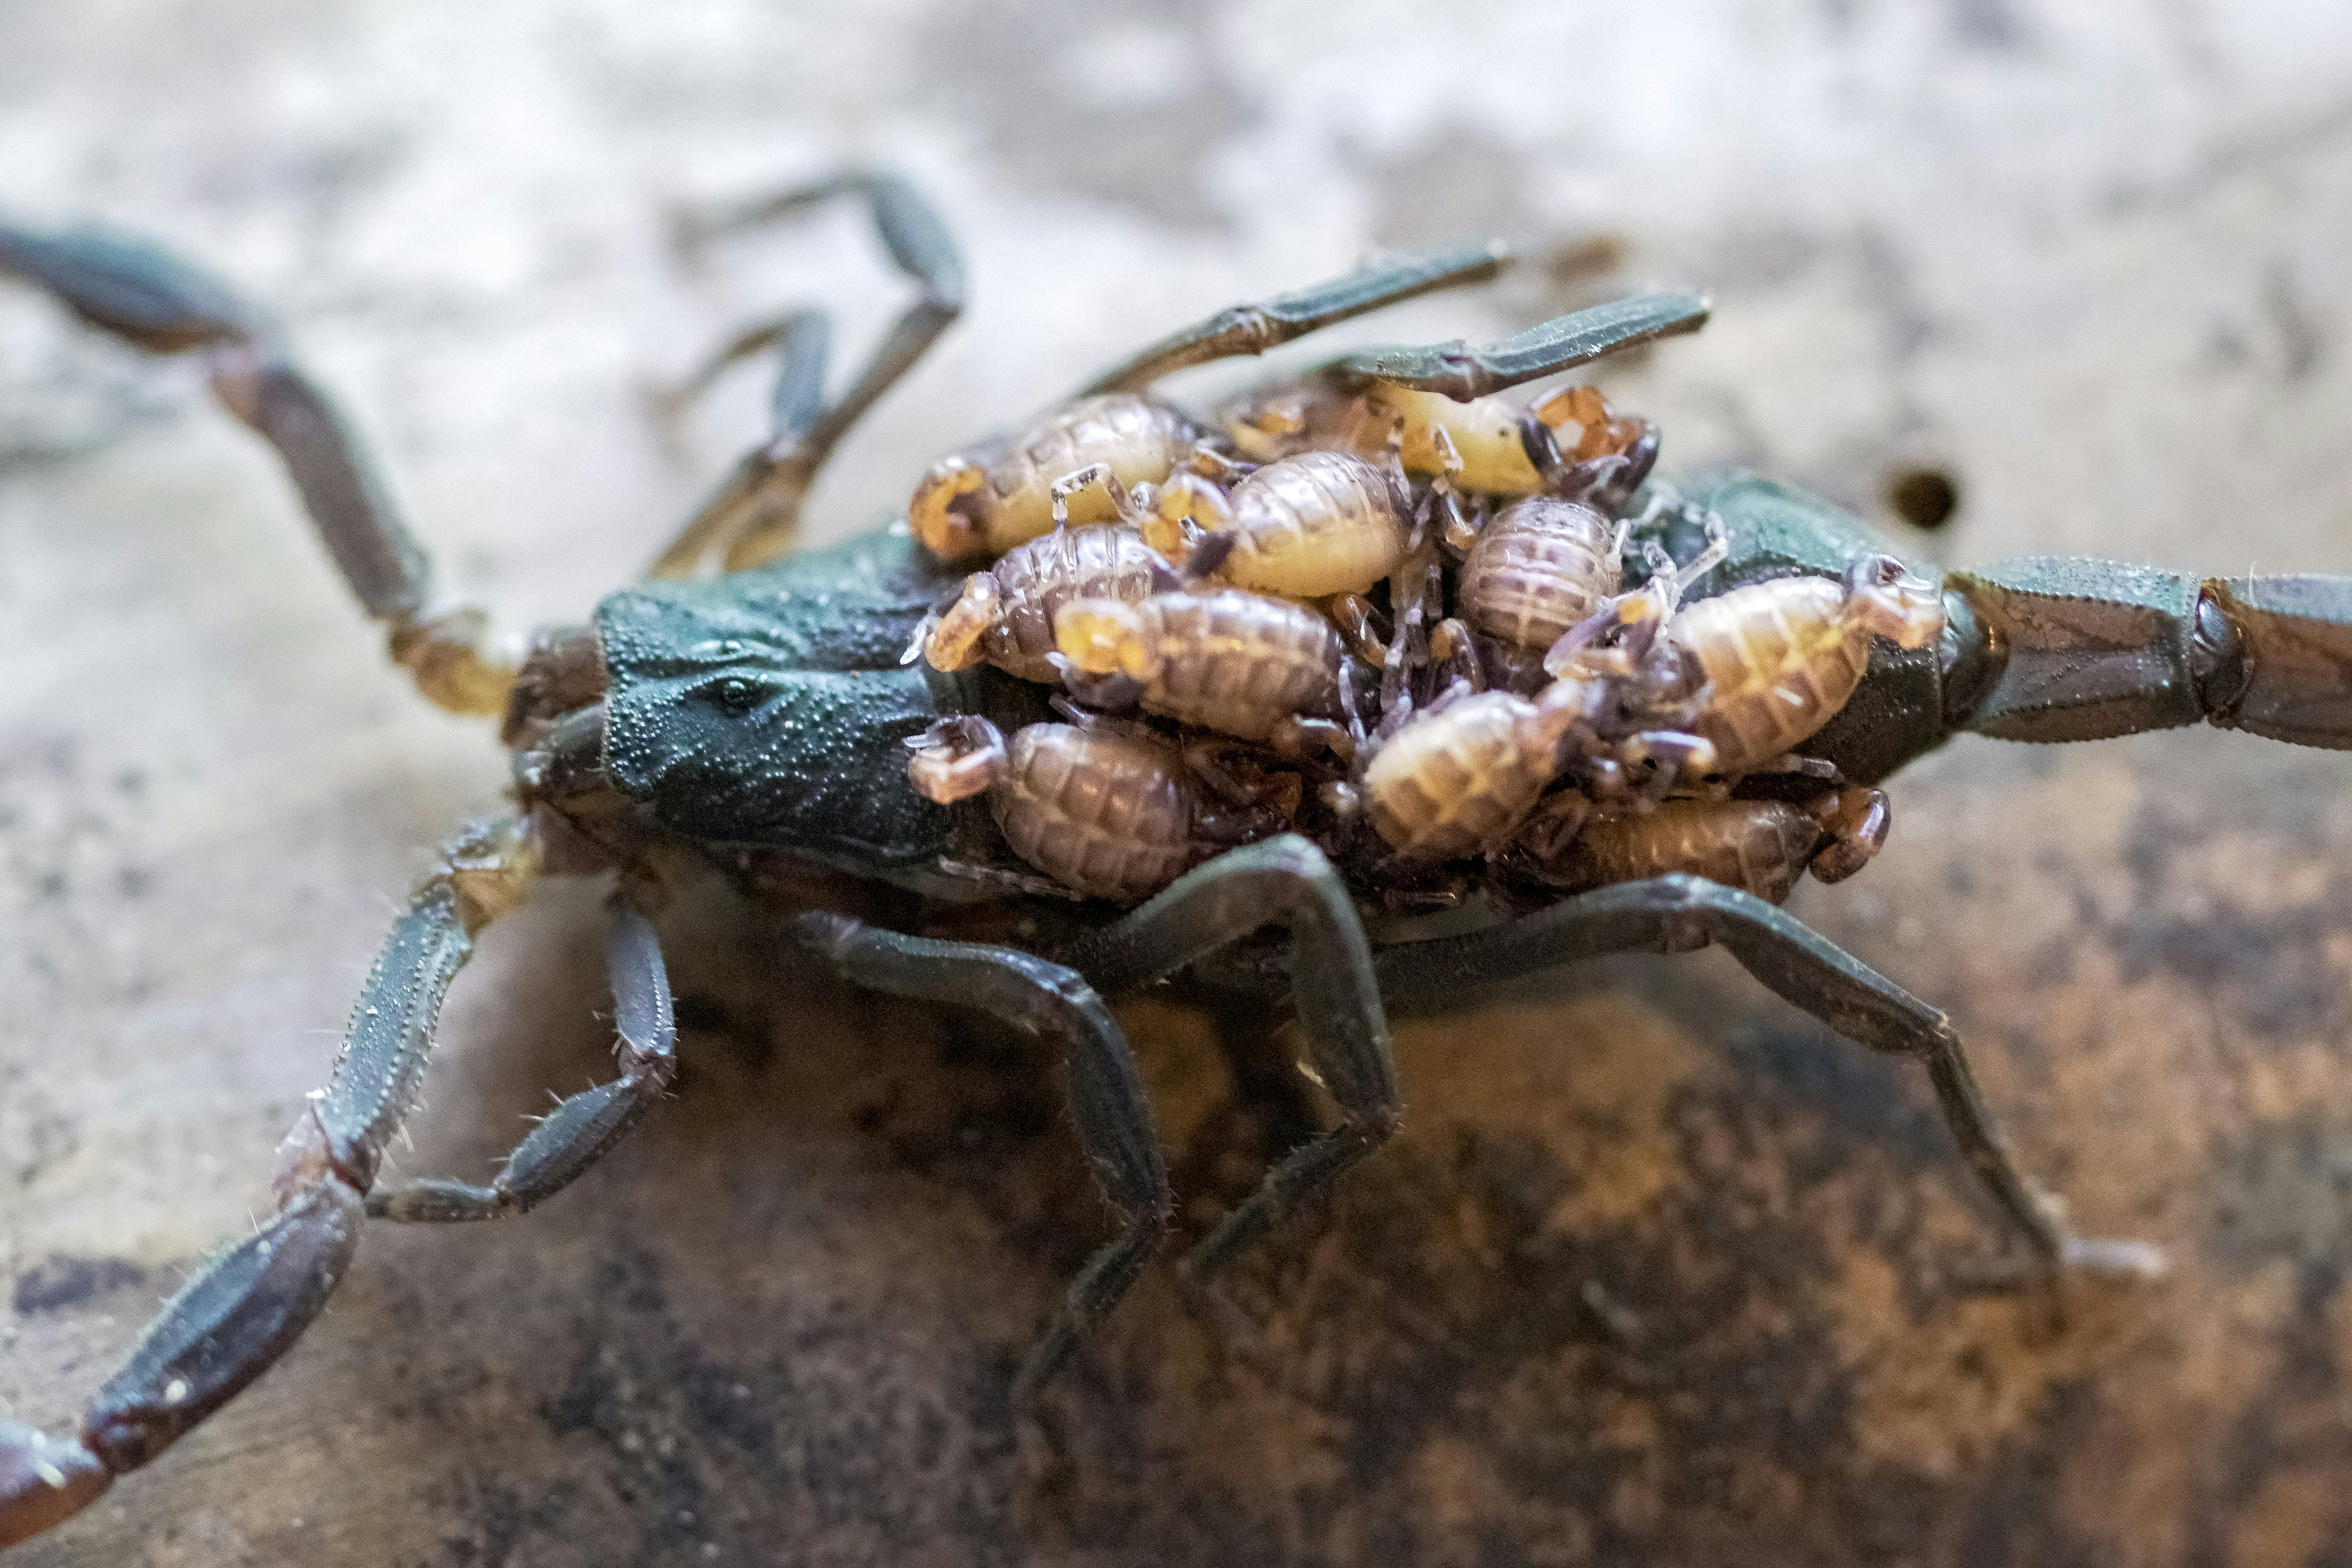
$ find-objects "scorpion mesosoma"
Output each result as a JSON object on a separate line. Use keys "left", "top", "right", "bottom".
{"left": 6, "top": 169, "right": 2341, "bottom": 1550}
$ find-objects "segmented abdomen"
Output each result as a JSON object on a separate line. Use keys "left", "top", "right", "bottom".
{"left": 1459, "top": 497, "right": 1620, "bottom": 650}
{"left": 1361, "top": 384, "right": 1545, "bottom": 493}
{"left": 1219, "top": 450, "right": 1408, "bottom": 598}
{"left": 1364, "top": 691, "right": 1557, "bottom": 862}
{"left": 1133, "top": 590, "right": 1342, "bottom": 741}
{"left": 1550, "top": 798, "right": 1823, "bottom": 904}
{"left": 990, "top": 724, "right": 1207, "bottom": 903}
{"left": 985, "top": 394, "right": 1193, "bottom": 549}
{"left": 983, "top": 526, "right": 1169, "bottom": 683}
{"left": 1667, "top": 578, "right": 1867, "bottom": 775}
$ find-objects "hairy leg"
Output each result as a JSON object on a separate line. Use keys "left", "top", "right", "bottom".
{"left": 1060, "top": 836, "right": 1399, "bottom": 1298}
{"left": 365, "top": 896, "right": 675, "bottom": 1222}
{"left": 0, "top": 819, "right": 541, "bottom": 1548}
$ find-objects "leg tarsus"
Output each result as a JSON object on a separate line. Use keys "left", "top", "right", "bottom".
{"left": 795, "top": 913, "right": 1172, "bottom": 1400}
{"left": 1377, "top": 873, "right": 2162, "bottom": 1282}
{"left": 1064, "top": 836, "right": 1399, "bottom": 1296}
{"left": 1176, "top": 1122, "right": 1385, "bottom": 1296}
{"left": 366, "top": 901, "right": 677, "bottom": 1223}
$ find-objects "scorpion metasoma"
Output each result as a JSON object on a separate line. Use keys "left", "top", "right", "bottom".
{"left": 7, "top": 168, "right": 2346, "bottom": 1549}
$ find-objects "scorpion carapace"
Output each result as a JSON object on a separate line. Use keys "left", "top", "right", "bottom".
{"left": 9, "top": 171, "right": 2352, "bottom": 1551}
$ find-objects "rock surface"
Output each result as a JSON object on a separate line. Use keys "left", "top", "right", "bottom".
{"left": 4, "top": 3, "right": 2352, "bottom": 1563}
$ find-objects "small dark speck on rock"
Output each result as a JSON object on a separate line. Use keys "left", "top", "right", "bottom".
{"left": 1887, "top": 467, "right": 1960, "bottom": 530}
{"left": 14, "top": 1254, "right": 147, "bottom": 1314}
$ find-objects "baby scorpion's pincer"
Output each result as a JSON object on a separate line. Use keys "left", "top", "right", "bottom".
{"left": 1216, "top": 375, "right": 1655, "bottom": 504}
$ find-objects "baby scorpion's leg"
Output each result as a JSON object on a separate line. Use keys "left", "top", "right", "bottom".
{"left": 0, "top": 819, "right": 541, "bottom": 1550}
{"left": 0, "top": 220, "right": 514, "bottom": 715}
{"left": 1061, "top": 837, "right": 1399, "bottom": 1307}
{"left": 1079, "top": 243, "right": 1511, "bottom": 395}
{"left": 1373, "top": 875, "right": 2168, "bottom": 1285}
{"left": 364, "top": 899, "right": 676, "bottom": 1222}
{"left": 651, "top": 171, "right": 965, "bottom": 577}
{"left": 1330, "top": 291, "right": 1711, "bottom": 402}
{"left": 792, "top": 913, "right": 1171, "bottom": 1400}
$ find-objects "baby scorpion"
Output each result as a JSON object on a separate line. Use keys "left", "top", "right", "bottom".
{"left": 919, "top": 521, "right": 1180, "bottom": 685}
{"left": 1218, "top": 344, "right": 1658, "bottom": 505}
{"left": 905, "top": 716, "right": 1275, "bottom": 904}
{"left": 1051, "top": 586, "right": 1357, "bottom": 754}
{"left": 908, "top": 391, "right": 1206, "bottom": 561}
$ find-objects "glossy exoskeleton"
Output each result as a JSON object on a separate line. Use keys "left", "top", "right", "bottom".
{"left": 8, "top": 171, "right": 2343, "bottom": 1551}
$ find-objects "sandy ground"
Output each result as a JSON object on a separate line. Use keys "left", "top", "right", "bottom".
{"left": 4, "top": 2, "right": 2352, "bottom": 1563}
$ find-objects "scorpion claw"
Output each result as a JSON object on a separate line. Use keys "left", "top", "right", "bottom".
{"left": 0, "top": 1423, "right": 113, "bottom": 1548}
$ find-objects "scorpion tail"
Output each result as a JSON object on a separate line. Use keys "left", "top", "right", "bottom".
{"left": 1949, "top": 560, "right": 2352, "bottom": 748}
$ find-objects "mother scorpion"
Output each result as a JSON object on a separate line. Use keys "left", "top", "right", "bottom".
{"left": 4, "top": 171, "right": 2346, "bottom": 1548}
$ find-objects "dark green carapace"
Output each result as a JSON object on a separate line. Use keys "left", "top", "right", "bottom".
{"left": 598, "top": 525, "right": 1045, "bottom": 878}
{"left": 598, "top": 526, "right": 952, "bottom": 864}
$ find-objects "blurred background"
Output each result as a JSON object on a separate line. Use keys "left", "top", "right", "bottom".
{"left": 3, "top": 2, "right": 2351, "bottom": 1563}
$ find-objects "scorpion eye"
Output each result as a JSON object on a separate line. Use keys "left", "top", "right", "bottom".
{"left": 708, "top": 675, "right": 765, "bottom": 715}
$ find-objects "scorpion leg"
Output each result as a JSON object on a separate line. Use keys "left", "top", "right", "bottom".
{"left": 645, "top": 306, "right": 833, "bottom": 445}
{"left": 1374, "top": 874, "right": 2166, "bottom": 1282}
{"left": 1061, "top": 837, "right": 1399, "bottom": 1304}
{"left": 0, "top": 818, "right": 540, "bottom": 1549}
{"left": 792, "top": 913, "right": 1171, "bottom": 1399}
{"left": 0, "top": 220, "right": 515, "bottom": 715}
{"left": 651, "top": 172, "right": 965, "bottom": 577}
{"left": 364, "top": 899, "right": 676, "bottom": 1222}
{"left": 1078, "top": 243, "right": 1512, "bottom": 396}
{"left": 1327, "top": 290, "right": 1712, "bottom": 403}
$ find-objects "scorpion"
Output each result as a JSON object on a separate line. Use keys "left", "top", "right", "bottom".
{"left": 3, "top": 168, "right": 2346, "bottom": 1551}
